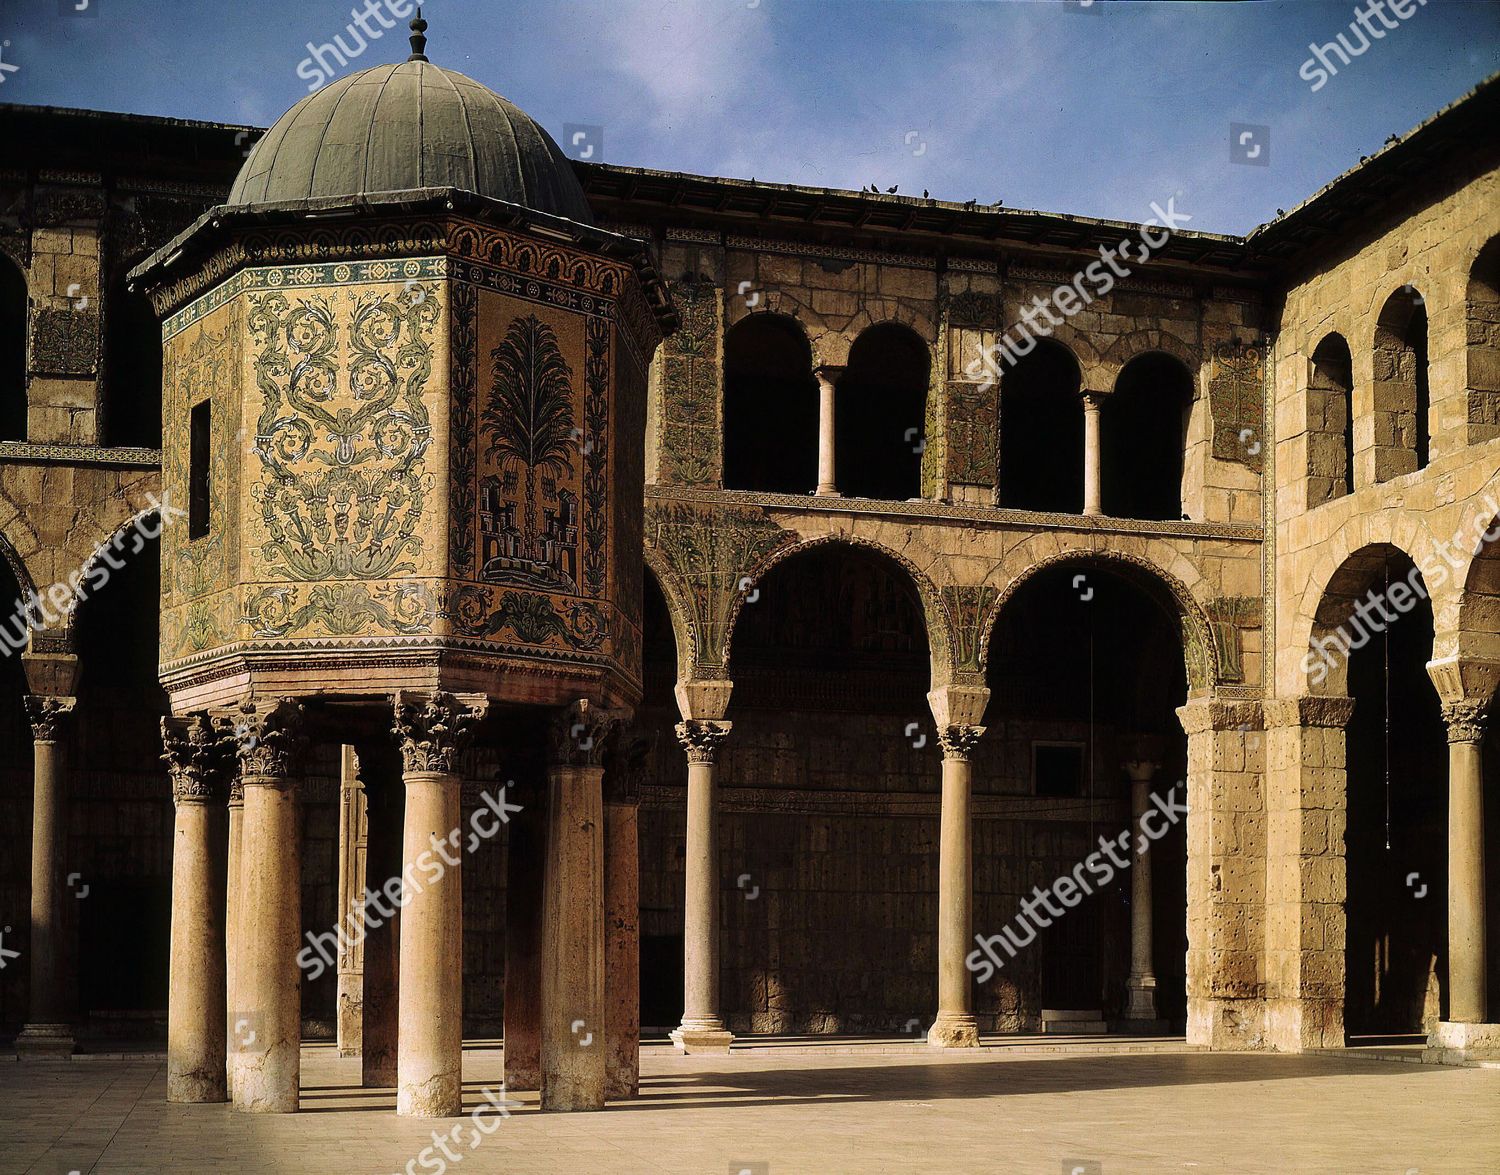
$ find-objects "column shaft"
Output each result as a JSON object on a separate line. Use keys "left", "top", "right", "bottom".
{"left": 604, "top": 797, "right": 640, "bottom": 1099}
{"left": 929, "top": 730, "right": 980, "bottom": 1048}
{"left": 361, "top": 772, "right": 402, "bottom": 1088}
{"left": 17, "top": 696, "right": 76, "bottom": 1056}
{"left": 672, "top": 720, "right": 733, "bottom": 1052}
{"left": 815, "top": 367, "right": 839, "bottom": 496}
{"left": 1083, "top": 393, "right": 1103, "bottom": 516}
{"left": 336, "top": 745, "right": 367, "bottom": 1057}
{"left": 1449, "top": 736, "right": 1487, "bottom": 1023}
{"left": 225, "top": 785, "right": 243, "bottom": 1095}
{"left": 1123, "top": 762, "right": 1161, "bottom": 1025}
{"left": 168, "top": 798, "right": 229, "bottom": 1101}
{"left": 397, "top": 772, "right": 464, "bottom": 1117}
{"left": 541, "top": 761, "right": 607, "bottom": 1110}
{"left": 505, "top": 781, "right": 545, "bottom": 1091}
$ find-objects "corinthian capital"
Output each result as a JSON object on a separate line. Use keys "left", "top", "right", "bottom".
{"left": 24, "top": 694, "right": 75, "bottom": 742}
{"left": 938, "top": 724, "right": 985, "bottom": 762}
{"left": 233, "top": 697, "right": 308, "bottom": 782}
{"left": 161, "top": 713, "right": 238, "bottom": 804}
{"left": 675, "top": 719, "right": 731, "bottom": 765}
{"left": 548, "top": 699, "right": 624, "bottom": 769}
{"left": 1442, "top": 699, "right": 1490, "bottom": 745}
{"left": 393, "top": 690, "right": 490, "bottom": 774}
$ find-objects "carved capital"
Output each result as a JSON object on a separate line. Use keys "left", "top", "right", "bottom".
{"left": 605, "top": 730, "right": 651, "bottom": 805}
{"left": 161, "top": 713, "right": 238, "bottom": 805}
{"left": 675, "top": 719, "right": 731, "bottom": 765}
{"left": 549, "top": 699, "right": 624, "bottom": 769}
{"left": 1442, "top": 699, "right": 1489, "bottom": 745}
{"left": 937, "top": 724, "right": 985, "bottom": 762}
{"left": 1123, "top": 760, "right": 1161, "bottom": 785}
{"left": 233, "top": 697, "right": 308, "bottom": 782}
{"left": 25, "top": 695, "right": 75, "bottom": 742}
{"left": 393, "top": 690, "right": 489, "bottom": 774}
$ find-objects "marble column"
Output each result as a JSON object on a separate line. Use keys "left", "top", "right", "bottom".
{"left": 225, "top": 771, "right": 244, "bottom": 1095}
{"left": 230, "top": 699, "right": 308, "bottom": 1114}
{"left": 928, "top": 723, "right": 984, "bottom": 1048}
{"left": 1082, "top": 392, "right": 1104, "bottom": 516}
{"left": 162, "top": 713, "right": 237, "bottom": 1102}
{"left": 814, "top": 365, "right": 842, "bottom": 497}
{"left": 1441, "top": 700, "right": 1489, "bottom": 1025}
{"left": 358, "top": 739, "right": 404, "bottom": 1090}
{"left": 604, "top": 733, "right": 647, "bottom": 1100}
{"left": 393, "top": 691, "right": 489, "bottom": 1118}
{"left": 541, "top": 702, "right": 622, "bottom": 1111}
{"left": 671, "top": 719, "right": 734, "bottom": 1053}
{"left": 504, "top": 775, "right": 545, "bottom": 1092}
{"left": 1123, "top": 760, "right": 1162, "bottom": 1026}
{"left": 15, "top": 695, "right": 77, "bottom": 1057}
{"left": 336, "top": 745, "right": 368, "bottom": 1058}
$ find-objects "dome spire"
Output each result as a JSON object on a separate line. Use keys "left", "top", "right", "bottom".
{"left": 408, "top": 8, "right": 429, "bottom": 62}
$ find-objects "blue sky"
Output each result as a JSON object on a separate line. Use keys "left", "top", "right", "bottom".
{"left": 0, "top": 0, "right": 1495, "bottom": 234}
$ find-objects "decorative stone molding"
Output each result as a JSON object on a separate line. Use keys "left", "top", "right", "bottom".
{"left": 1175, "top": 697, "right": 1265, "bottom": 735}
{"left": 1262, "top": 696, "right": 1356, "bottom": 730}
{"left": 160, "top": 713, "right": 238, "bottom": 804}
{"left": 24, "top": 694, "right": 75, "bottom": 742}
{"left": 548, "top": 698, "right": 623, "bottom": 769}
{"left": 30, "top": 307, "right": 100, "bottom": 376}
{"left": 674, "top": 719, "right": 731, "bottom": 765}
{"left": 725, "top": 234, "right": 936, "bottom": 271}
{"left": 393, "top": 690, "right": 490, "bottom": 774}
{"left": 0, "top": 441, "right": 162, "bottom": 467}
{"left": 232, "top": 697, "right": 308, "bottom": 781}
{"left": 1441, "top": 699, "right": 1489, "bottom": 745}
{"left": 937, "top": 724, "right": 985, "bottom": 762}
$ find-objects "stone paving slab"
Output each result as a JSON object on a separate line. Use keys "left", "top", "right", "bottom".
{"left": 1, "top": 1040, "right": 1497, "bottom": 1174}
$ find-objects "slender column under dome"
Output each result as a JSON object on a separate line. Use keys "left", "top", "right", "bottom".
{"left": 928, "top": 723, "right": 984, "bottom": 1048}
{"left": 230, "top": 699, "right": 308, "bottom": 1114}
{"left": 393, "top": 691, "right": 489, "bottom": 1118}
{"left": 671, "top": 720, "right": 735, "bottom": 1054}
{"left": 162, "top": 714, "right": 237, "bottom": 1103}
{"left": 15, "top": 695, "right": 77, "bottom": 1057}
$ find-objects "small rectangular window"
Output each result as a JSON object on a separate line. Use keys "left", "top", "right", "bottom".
{"left": 1033, "top": 741, "right": 1085, "bottom": 798}
{"left": 189, "top": 400, "right": 211, "bottom": 540}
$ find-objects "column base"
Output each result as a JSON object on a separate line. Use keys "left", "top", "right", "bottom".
{"left": 926, "top": 1013, "right": 979, "bottom": 1048}
{"left": 14, "top": 1023, "right": 75, "bottom": 1058}
{"left": 670, "top": 1021, "right": 735, "bottom": 1054}
{"left": 1123, "top": 974, "right": 1159, "bottom": 1022}
{"left": 1426, "top": 1020, "right": 1500, "bottom": 1061}
{"left": 813, "top": 487, "right": 841, "bottom": 498}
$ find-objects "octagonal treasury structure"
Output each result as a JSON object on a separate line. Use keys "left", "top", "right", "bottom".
{"left": 129, "top": 190, "right": 674, "bottom": 715}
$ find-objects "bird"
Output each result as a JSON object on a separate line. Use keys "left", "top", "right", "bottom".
{"left": 991, "top": 198, "right": 1004, "bottom": 208}
{"left": 886, "top": 184, "right": 898, "bottom": 194}
{"left": 1277, "top": 208, "right": 1286, "bottom": 217}
{"left": 871, "top": 180, "right": 881, "bottom": 192}
{"left": 922, "top": 189, "right": 930, "bottom": 199}
{"left": 963, "top": 199, "right": 977, "bottom": 211}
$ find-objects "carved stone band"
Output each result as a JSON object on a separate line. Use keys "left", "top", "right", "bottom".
{"left": 393, "top": 690, "right": 490, "bottom": 775}
{"left": 675, "top": 720, "right": 731, "bottom": 765}
{"left": 161, "top": 713, "right": 239, "bottom": 805}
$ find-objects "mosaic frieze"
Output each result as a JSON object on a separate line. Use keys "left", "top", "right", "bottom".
{"left": 658, "top": 281, "right": 722, "bottom": 486}
{"left": 1209, "top": 338, "right": 1266, "bottom": 474}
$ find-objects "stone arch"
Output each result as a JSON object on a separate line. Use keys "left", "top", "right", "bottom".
{"left": 1447, "top": 483, "right": 1500, "bottom": 667}
{"left": 1308, "top": 331, "right": 1356, "bottom": 503}
{"left": 1286, "top": 508, "right": 1460, "bottom": 698}
{"left": 59, "top": 504, "right": 167, "bottom": 645}
{"left": 838, "top": 320, "right": 931, "bottom": 501}
{"left": 1465, "top": 235, "right": 1500, "bottom": 427}
{"left": 1370, "top": 284, "right": 1430, "bottom": 479}
{"left": 0, "top": 520, "right": 38, "bottom": 607}
{"left": 725, "top": 532, "right": 956, "bottom": 686}
{"left": 998, "top": 335, "right": 1084, "bottom": 513}
{"left": 722, "top": 310, "right": 818, "bottom": 495}
{"left": 1097, "top": 328, "right": 1202, "bottom": 392}
{"left": 642, "top": 546, "right": 701, "bottom": 682}
{"left": 976, "top": 537, "right": 1219, "bottom": 695}
{"left": 1042, "top": 323, "right": 1100, "bottom": 388}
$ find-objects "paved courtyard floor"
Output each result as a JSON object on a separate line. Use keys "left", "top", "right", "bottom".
{"left": 3, "top": 1037, "right": 1498, "bottom": 1174}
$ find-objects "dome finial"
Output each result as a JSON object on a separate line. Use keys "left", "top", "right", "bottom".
{"left": 408, "top": 8, "right": 429, "bottom": 62}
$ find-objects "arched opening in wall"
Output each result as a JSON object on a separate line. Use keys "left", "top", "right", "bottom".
{"left": 836, "top": 323, "right": 929, "bottom": 501}
{"left": 0, "top": 257, "right": 27, "bottom": 442}
{"left": 1309, "top": 333, "right": 1355, "bottom": 502}
{"left": 638, "top": 565, "right": 687, "bottom": 1032}
{"left": 722, "top": 314, "right": 817, "bottom": 495}
{"left": 1320, "top": 546, "right": 1448, "bottom": 1039}
{"left": 1373, "top": 286, "right": 1430, "bottom": 479}
{"left": 71, "top": 519, "right": 172, "bottom": 1028}
{"left": 726, "top": 543, "right": 934, "bottom": 1034}
{"left": 103, "top": 275, "right": 162, "bottom": 449}
{"left": 0, "top": 547, "right": 33, "bottom": 1031}
{"left": 1467, "top": 238, "right": 1500, "bottom": 435}
{"left": 984, "top": 561, "right": 1189, "bottom": 1031}
{"left": 998, "top": 339, "right": 1083, "bottom": 513}
{"left": 1102, "top": 353, "right": 1192, "bottom": 521}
